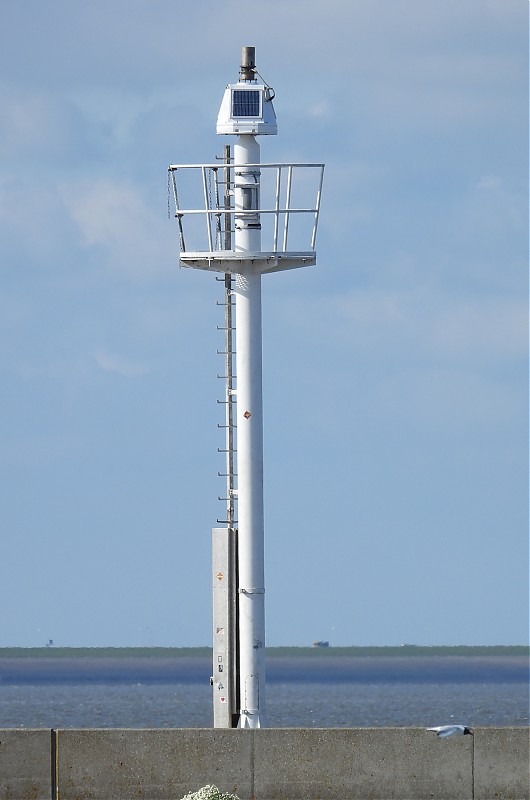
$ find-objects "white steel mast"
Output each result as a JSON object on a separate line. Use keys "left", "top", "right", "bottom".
{"left": 233, "top": 125, "right": 265, "bottom": 727}
{"left": 168, "top": 46, "right": 324, "bottom": 729}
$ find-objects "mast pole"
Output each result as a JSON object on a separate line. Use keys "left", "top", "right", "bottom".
{"left": 233, "top": 126, "right": 265, "bottom": 728}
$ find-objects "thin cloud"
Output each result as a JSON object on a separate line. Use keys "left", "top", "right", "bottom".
{"left": 93, "top": 349, "right": 150, "bottom": 378}
{"left": 62, "top": 179, "right": 174, "bottom": 280}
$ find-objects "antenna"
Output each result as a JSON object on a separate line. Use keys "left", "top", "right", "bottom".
{"left": 240, "top": 46, "right": 256, "bottom": 81}
{"left": 168, "top": 47, "right": 324, "bottom": 729}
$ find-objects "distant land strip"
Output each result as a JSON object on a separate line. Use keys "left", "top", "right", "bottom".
{"left": 0, "top": 645, "right": 528, "bottom": 658}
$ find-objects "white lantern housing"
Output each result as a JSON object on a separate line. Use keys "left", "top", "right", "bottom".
{"left": 216, "top": 82, "right": 278, "bottom": 135}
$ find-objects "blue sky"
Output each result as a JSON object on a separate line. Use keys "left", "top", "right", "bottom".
{"left": 0, "top": 0, "right": 527, "bottom": 647}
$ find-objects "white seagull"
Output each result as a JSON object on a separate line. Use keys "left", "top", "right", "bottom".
{"left": 427, "top": 725, "right": 473, "bottom": 737}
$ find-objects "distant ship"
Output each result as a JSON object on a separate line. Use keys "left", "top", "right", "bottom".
{"left": 312, "top": 640, "right": 329, "bottom": 648}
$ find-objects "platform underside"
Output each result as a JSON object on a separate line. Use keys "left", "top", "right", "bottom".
{"left": 179, "top": 251, "right": 316, "bottom": 274}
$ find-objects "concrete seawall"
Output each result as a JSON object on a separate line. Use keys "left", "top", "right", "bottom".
{"left": 1, "top": 727, "right": 528, "bottom": 800}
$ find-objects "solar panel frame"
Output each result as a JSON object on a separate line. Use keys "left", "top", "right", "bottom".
{"left": 232, "top": 89, "right": 261, "bottom": 118}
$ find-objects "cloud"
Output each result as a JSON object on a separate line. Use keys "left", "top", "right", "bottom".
{"left": 467, "top": 174, "right": 526, "bottom": 233}
{"left": 0, "top": 173, "right": 73, "bottom": 265}
{"left": 308, "top": 100, "right": 331, "bottom": 119}
{"left": 62, "top": 179, "right": 174, "bottom": 279}
{"left": 0, "top": 433, "right": 82, "bottom": 468}
{"left": 93, "top": 349, "right": 150, "bottom": 378}
{"left": 328, "top": 286, "right": 527, "bottom": 367}
{"left": 429, "top": 296, "right": 527, "bottom": 364}
{"left": 374, "top": 365, "right": 524, "bottom": 435}
{"left": 0, "top": 91, "right": 110, "bottom": 165}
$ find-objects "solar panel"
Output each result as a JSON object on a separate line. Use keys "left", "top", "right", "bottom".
{"left": 232, "top": 90, "right": 261, "bottom": 118}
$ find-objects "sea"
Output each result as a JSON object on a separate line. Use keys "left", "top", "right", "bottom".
{"left": 0, "top": 654, "right": 528, "bottom": 729}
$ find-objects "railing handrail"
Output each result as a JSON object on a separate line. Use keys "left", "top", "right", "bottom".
{"left": 168, "top": 162, "right": 324, "bottom": 256}
{"left": 168, "top": 162, "right": 325, "bottom": 170}
{"left": 173, "top": 208, "right": 319, "bottom": 215}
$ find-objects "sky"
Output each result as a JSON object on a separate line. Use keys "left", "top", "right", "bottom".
{"left": 0, "top": 0, "right": 527, "bottom": 648}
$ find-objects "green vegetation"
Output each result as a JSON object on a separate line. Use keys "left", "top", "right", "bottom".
{"left": 264, "top": 645, "right": 530, "bottom": 657}
{"left": 0, "top": 647, "right": 211, "bottom": 658}
{"left": 0, "top": 645, "right": 527, "bottom": 658}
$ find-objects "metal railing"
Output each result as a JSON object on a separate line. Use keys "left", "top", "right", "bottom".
{"left": 168, "top": 162, "right": 325, "bottom": 256}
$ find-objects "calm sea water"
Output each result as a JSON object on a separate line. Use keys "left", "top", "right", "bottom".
{"left": 0, "top": 681, "right": 528, "bottom": 729}
{"left": 0, "top": 656, "right": 528, "bottom": 729}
